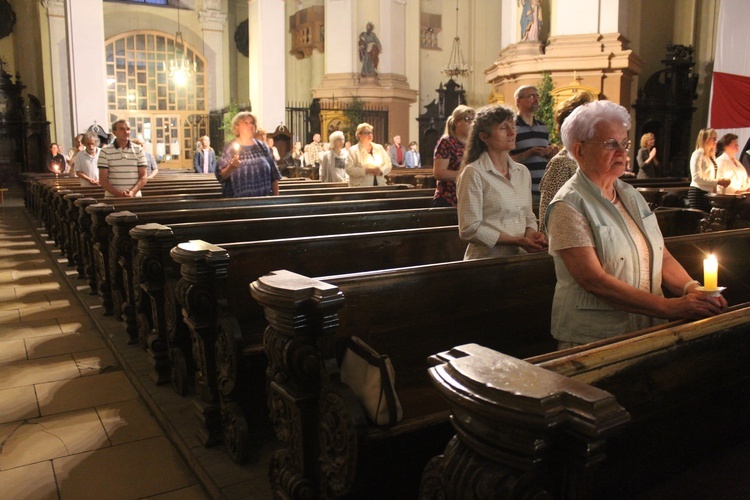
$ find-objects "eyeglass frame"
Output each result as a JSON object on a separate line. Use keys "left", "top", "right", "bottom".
{"left": 461, "top": 116, "right": 475, "bottom": 122}
{"left": 518, "top": 93, "right": 540, "bottom": 100}
{"left": 582, "top": 139, "right": 632, "bottom": 151}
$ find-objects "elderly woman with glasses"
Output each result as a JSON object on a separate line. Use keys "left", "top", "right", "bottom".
{"left": 345, "top": 122, "right": 391, "bottom": 187}
{"left": 545, "top": 101, "right": 726, "bottom": 349}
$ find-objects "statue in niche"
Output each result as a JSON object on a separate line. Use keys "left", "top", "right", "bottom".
{"left": 358, "top": 22, "right": 382, "bottom": 76}
{"left": 519, "top": 0, "right": 543, "bottom": 42}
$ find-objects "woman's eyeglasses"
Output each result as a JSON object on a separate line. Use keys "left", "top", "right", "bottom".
{"left": 583, "top": 139, "right": 632, "bottom": 151}
{"left": 462, "top": 116, "right": 475, "bottom": 122}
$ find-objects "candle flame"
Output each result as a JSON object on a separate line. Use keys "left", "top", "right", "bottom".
{"left": 233, "top": 142, "right": 240, "bottom": 152}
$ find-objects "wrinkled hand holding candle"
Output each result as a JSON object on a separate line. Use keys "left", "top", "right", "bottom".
{"left": 703, "top": 254, "right": 718, "bottom": 291}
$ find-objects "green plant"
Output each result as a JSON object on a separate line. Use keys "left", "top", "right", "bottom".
{"left": 537, "top": 71, "right": 559, "bottom": 145}
{"left": 342, "top": 98, "right": 366, "bottom": 143}
{"left": 221, "top": 102, "right": 240, "bottom": 142}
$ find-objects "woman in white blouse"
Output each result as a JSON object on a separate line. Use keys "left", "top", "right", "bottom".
{"left": 689, "top": 128, "right": 731, "bottom": 212}
{"left": 345, "top": 123, "right": 392, "bottom": 187}
{"left": 457, "top": 104, "right": 547, "bottom": 260}
{"left": 320, "top": 131, "right": 349, "bottom": 183}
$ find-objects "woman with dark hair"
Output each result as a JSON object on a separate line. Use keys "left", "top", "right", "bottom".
{"left": 46, "top": 143, "right": 67, "bottom": 174}
{"left": 457, "top": 104, "right": 547, "bottom": 260}
{"left": 538, "top": 91, "right": 595, "bottom": 234}
{"left": 432, "top": 105, "right": 475, "bottom": 207}
{"left": 688, "top": 128, "right": 731, "bottom": 212}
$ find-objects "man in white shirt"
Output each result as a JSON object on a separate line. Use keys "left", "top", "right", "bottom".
{"left": 98, "top": 119, "right": 147, "bottom": 198}
{"left": 74, "top": 131, "right": 100, "bottom": 187}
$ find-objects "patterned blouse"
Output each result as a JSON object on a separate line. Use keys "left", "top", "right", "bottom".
{"left": 216, "top": 140, "right": 281, "bottom": 197}
{"left": 432, "top": 135, "right": 466, "bottom": 206}
{"left": 538, "top": 148, "right": 578, "bottom": 235}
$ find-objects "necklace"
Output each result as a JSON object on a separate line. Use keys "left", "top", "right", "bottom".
{"left": 610, "top": 190, "right": 618, "bottom": 203}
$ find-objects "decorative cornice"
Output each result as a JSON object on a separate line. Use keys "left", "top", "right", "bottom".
{"left": 199, "top": 8, "right": 227, "bottom": 32}
{"left": 41, "top": 0, "right": 64, "bottom": 18}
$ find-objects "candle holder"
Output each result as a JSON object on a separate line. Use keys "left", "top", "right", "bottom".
{"left": 695, "top": 286, "right": 726, "bottom": 298}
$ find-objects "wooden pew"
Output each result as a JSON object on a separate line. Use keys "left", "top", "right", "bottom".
{"left": 250, "top": 228, "right": 750, "bottom": 497}
{"left": 422, "top": 303, "right": 750, "bottom": 498}
{"left": 84, "top": 188, "right": 431, "bottom": 320}
{"left": 43, "top": 180, "right": 370, "bottom": 252}
{"left": 130, "top": 206, "right": 457, "bottom": 385}
{"left": 170, "top": 224, "right": 466, "bottom": 458}
{"left": 386, "top": 167, "right": 436, "bottom": 189}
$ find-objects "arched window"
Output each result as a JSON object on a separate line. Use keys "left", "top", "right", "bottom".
{"left": 105, "top": 30, "right": 208, "bottom": 170}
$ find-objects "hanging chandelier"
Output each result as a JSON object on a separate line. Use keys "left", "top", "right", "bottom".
{"left": 441, "top": 0, "right": 472, "bottom": 78}
{"left": 169, "top": 6, "right": 196, "bottom": 86}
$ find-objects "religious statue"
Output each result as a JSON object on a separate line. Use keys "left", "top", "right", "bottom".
{"left": 519, "top": 0, "right": 543, "bottom": 42}
{"left": 358, "top": 22, "right": 382, "bottom": 77}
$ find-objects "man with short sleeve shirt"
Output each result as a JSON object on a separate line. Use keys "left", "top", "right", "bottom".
{"left": 510, "top": 85, "right": 558, "bottom": 198}
{"left": 98, "top": 119, "right": 148, "bottom": 198}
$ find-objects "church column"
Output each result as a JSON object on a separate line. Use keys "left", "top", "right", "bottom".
{"left": 247, "top": 0, "right": 286, "bottom": 130}
{"left": 42, "top": 0, "right": 72, "bottom": 145}
{"left": 198, "top": 0, "right": 228, "bottom": 111}
{"left": 65, "top": 0, "right": 108, "bottom": 137}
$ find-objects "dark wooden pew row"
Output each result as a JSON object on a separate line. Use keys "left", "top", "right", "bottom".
{"left": 130, "top": 206, "right": 457, "bottom": 385}
{"left": 386, "top": 167, "right": 436, "bottom": 189}
{"left": 622, "top": 177, "right": 690, "bottom": 188}
{"left": 423, "top": 304, "right": 750, "bottom": 498}
{"left": 250, "top": 227, "right": 750, "bottom": 497}
{"left": 31, "top": 176, "right": 344, "bottom": 231}
{"left": 41, "top": 179, "right": 360, "bottom": 247}
{"left": 80, "top": 188, "right": 431, "bottom": 320}
{"left": 133, "top": 206, "right": 701, "bottom": 391}
{"left": 150, "top": 208, "right": 710, "bottom": 464}
{"left": 170, "top": 224, "right": 467, "bottom": 458}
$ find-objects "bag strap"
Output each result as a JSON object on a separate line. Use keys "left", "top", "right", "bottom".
{"left": 377, "top": 359, "right": 398, "bottom": 424}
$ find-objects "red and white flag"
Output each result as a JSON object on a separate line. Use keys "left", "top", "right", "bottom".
{"left": 709, "top": 0, "right": 750, "bottom": 153}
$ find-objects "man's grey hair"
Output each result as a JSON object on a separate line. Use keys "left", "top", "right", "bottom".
{"left": 514, "top": 85, "right": 538, "bottom": 101}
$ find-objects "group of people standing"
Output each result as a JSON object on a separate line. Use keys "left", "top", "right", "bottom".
{"left": 427, "top": 85, "right": 727, "bottom": 349}
{"left": 47, "top": 122, "right": 158, "bottom": 196}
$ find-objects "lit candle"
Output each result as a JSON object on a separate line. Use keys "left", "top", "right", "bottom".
{"left": 233, "top": 142, "right": 240, "bottom": 154}
{"left": 703, "top": 254, "right": 718, "bottom": 291}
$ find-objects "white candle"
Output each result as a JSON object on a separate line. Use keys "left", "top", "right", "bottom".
{"left": 233, "top": 142, "right": 240, "bottom": 154}
{"left": 703, "top": 254, "right": 718, "bottom": 291}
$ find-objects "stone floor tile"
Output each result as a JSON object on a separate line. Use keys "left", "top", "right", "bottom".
{"left": 57, "top": 318, "right": 89, "bottom": 333}
{"left": 36, "top": 371, "right": 137, "bottom": 416}
{"left": 0, "top": 287, "right": 15, "bottom": 300}
{"left": 96, "top": 399, "right": 163, "bottom": 446}
{"left": 18, "top": 299, "right": 87, "bottom": 322}
{"left": 0, "top": 308, "right": 20, "bottom": 325}
{"left": 14, "top": 281, "right": 62, "bottom": 298}
{"left": 0, "top": 354, "right": 79, "bottom": 390}
{"left": 0, "top": 385, "right": 39, "bottom": 424}
{"left": 0, "top": 297, "right": 51, "bottom": 312}
{"left": 54, "top": 436, "right": 197, "bottom": 500}
{"left": 142, "top": 484, "right": 209, "bottom": 499}
{"left": 26, "top": 330, "right": 106, "bottom": 359}
{"left": 0, "top": 318, "right": 63, "bottom": 341}
{"left": 0, "top": 339, "right": 26, "bottom": 363}
{"left": 73, "top": 348, "right": 119, "bottom": 376}
{"left": 11, "top": 268, "right": 54, "bottom": 281}
{"left": 0, "top": 460, "right": 59, "bottom": 500}
{"left": 0, "top": 408, "right": 110, "bottom": 470}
